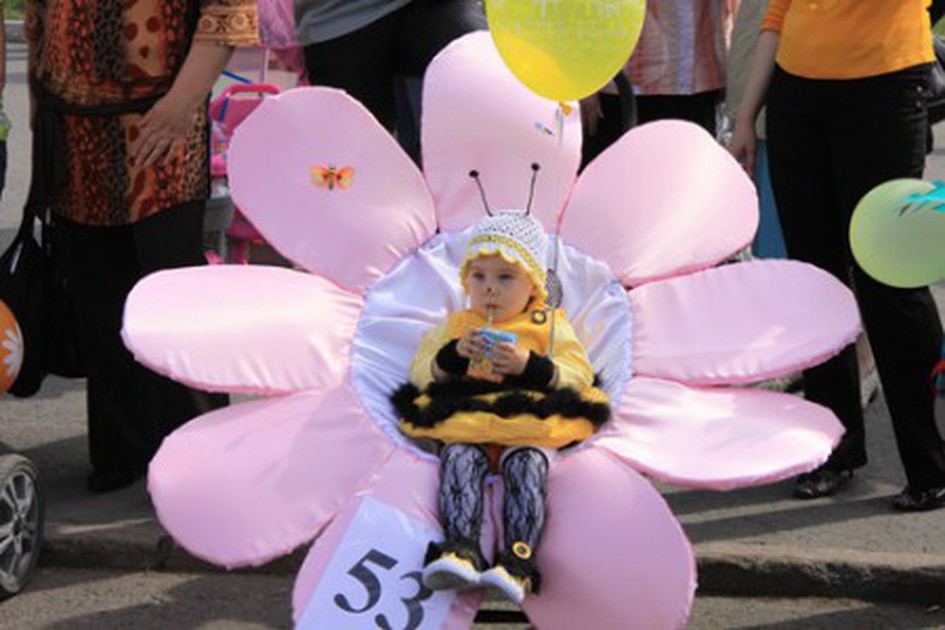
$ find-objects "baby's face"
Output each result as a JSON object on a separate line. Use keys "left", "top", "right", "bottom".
{"left": 465, "top": 255, "right": 536, "bottom": 323}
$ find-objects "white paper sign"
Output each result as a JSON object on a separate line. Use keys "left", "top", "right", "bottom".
{"left": 298, "top": 497, "right": 455, "bottom": 630}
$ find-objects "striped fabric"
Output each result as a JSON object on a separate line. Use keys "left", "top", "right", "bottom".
{"left": 625, "top": 0, "right": 739, "bottom": 96}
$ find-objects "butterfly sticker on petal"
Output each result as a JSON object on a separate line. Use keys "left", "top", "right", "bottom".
{"left": 311, "top": 165, "right": 355, "bottom": 191}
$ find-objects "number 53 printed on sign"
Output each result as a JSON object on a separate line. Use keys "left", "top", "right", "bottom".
{"left": 298, "top": 497, "right": 457, "bottom": 629}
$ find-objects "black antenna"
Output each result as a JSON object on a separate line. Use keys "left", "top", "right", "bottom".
{"left": 468, "top": 170, "right": 493, "bottom": 216}
{"left": 525, "top": 163, "right": 541, "bottom": 215}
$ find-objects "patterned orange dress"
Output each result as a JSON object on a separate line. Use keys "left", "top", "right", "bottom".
{"left": 25, "top": 0, "right": 259, "bottom": 225}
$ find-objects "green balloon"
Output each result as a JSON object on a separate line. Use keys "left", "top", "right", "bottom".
{"left": 850, "top": 179, "right": 945, "bottom": 288}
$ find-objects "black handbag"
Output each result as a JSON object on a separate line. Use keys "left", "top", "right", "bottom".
{"left": 0, "top": 210, "right": 47, "bottom": 396}
{"left": 927, "top": 35, "right": 945, "bottom": 126}
{"left": 0, "top": 206, "right": 84, "bottom": 397}
{"left": 40, "top": 212, "right": 84, "bottom": 380}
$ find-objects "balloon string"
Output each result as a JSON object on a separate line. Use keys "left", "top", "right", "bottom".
{"left": 555, "top": 103, "right": 565, "bottom": 146}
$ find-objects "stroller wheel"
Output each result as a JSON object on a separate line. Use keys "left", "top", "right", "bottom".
{"left": 0, "top": 454, "right": 44, "bottom": 600}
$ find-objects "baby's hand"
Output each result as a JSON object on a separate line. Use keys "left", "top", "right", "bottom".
{"left": 456, "top": 329, "right": 488, "bottom": 359}
{"left": 490, "top": 343, "right": 529, "bottom": 376}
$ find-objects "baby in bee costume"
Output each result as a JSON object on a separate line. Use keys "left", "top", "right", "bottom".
{"left": 392, "top": 210, "right": 610, "bottom": 604}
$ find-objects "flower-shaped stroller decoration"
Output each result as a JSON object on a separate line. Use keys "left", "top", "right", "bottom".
{"left": 122, "top": 33, "right": 858, "bottom": 629}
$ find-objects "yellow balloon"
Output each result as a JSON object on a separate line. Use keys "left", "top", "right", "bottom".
{"left": 487, "top": 0, "right": 646, "bottom": 102}
{"left": 0, "top": 300, "right": 23, "bottom": 395}
{"left": 849, "top": 179, "right": 945, "bottom": 288}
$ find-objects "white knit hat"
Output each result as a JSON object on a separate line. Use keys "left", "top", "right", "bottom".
{"left": 459, "top": 211, "right": 548, "bottom": 299}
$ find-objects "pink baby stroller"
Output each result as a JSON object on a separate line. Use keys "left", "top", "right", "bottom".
{"left": 204, "top": 0, "right": 303, "bottom": 264}
{"left": 207, "top": 82, "right": 281, "bottom": 264}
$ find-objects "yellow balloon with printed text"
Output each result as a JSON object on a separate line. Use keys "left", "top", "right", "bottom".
{"left": 0, "top": 300, "right": 23, "bottom": 394}
{"left": 487, "top": 0, "right": 645, "bottom": 102}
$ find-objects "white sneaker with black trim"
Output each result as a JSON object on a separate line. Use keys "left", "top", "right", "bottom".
{"left": 479, "top": 564, "right": 529, "bottom": 604}
{"left": 422, "top": 553, "right": 481, "bottom": 591}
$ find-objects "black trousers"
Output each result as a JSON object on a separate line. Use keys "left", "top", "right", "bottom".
{"left": 303, "top": 0, "right": 486, "bottom": 132}
{"left": 767, "top": 65, "right": 945, "bottom": 490}
{"left": 58, "top": 203, "right": 228, "bottom": 476}
{"left": 581, "top": 73, "right": 637, "bottom": 169}
{"left": 635, "top": 89, "right": 722, "bottom": 138}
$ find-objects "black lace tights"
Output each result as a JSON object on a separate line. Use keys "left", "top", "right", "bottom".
{"left": 438, "top": 443, "right": 489, "bottom": 545}
{"left": 500, "top": 447, "right": 548, "bottom": 555}
{"left": 438, "top": 444, "right": 548, "bottom": 558}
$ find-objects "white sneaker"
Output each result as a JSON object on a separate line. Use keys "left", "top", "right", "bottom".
{"left": 422, "top": 553, "right": 481, "bottom": 591}
{"left": 479, "top": 564, "right": 530, "bottom": 604}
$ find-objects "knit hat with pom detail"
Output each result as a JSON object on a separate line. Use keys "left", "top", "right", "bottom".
{"left": 459, "top": 211, "right": 548, "bottom": 300}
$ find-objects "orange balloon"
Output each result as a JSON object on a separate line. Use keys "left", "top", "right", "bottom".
{"left": 0, "top": 300, "right": 23, "bottom": 394}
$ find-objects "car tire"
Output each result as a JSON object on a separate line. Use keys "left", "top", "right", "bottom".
{"left": 0, "top": 454, "right": 44, "bottom": 600}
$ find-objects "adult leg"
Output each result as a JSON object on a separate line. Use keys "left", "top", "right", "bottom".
{"left": 396, "top": 0, "right": 486, "bottom": 77}
{"left": 394, "top": 0, "right": 485, "bottom": 163}
{"left": 581, "top": 91, "right": 628, "bottom": 168}
{"left": 635, "top": 90, "right": 722, "bottom": 137}
{"left": 766, "top": 68, "right": 866, "bottom": 489}
{"left": 132, "top": 201, "right": 229, "bottom": 457}
{"left": 57, "top": 218, "right": 152, "bottom": 491}
{"left": 302, "top": 8, "right": 404, "bottom": 130}
{"left": 750, "top": 142, "right": 788, "bottom": 259}
{"left": 824, "top": 67, "right": 945, "bottom": 499}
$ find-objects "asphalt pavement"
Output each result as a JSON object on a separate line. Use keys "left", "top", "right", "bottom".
{"left": 1, "top": 42, "right": 945, "bottom": 621}
{"left": 6, "top": 375, "right": 945, "bottom": 609}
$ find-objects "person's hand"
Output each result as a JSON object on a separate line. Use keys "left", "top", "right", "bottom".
{"left": 456, "top": 329, "right": 488, "bottom": 359}
{"left": 580, "top": 92, "right": 604, "bottom": 137}
{"left": 130, "top": 94, "right": 200, "bottom": 167}
{"left": 490, "top": 342, "right": 530, "bottom": 377}
{"left": 728, "top": 117, "right": 758, "bottom": 177}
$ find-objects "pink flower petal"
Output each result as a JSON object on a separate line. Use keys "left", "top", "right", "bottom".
{"left": 631, "top": 260, "right": 860, "bottom": 385}
{"left": 423, "top": 32, "right": 581, "bottom": 233}
{"left": 596, "top": 377, "right": 844, "bottom": 490}
{"left": 123, "top": 266, "right": 363, "bottom": 395}
{"left": 560, "top": 120, "right": 757, "bottom": 287}
{"left": 149, "top": 385, "right": 394, "bottom": 568}
{"left": 293, "top": 449, "right": 485, "bottom": 628}
{"left": 228, "top": 87, "right": 437, "bottom": 294}
{"left": 523, "top": 448, "right": 695, "bottom": 629}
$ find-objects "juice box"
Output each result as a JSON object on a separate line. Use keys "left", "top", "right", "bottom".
{"left": 467, "top": 328, "right": 518, "bottom": 383}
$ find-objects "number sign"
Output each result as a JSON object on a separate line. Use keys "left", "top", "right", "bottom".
{"left": 298, "top": 497, "right": 456, "bottom": 629}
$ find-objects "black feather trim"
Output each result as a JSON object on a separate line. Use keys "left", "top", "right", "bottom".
{"left": 390, "top": 382, "right": 421, "bottom": 419}
{"left": 391, "top": 378, "right": 611, "bottom": 429}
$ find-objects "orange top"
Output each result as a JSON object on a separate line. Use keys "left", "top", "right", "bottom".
{"left": 762, "top": 0, "right": 934, "bottom": 79}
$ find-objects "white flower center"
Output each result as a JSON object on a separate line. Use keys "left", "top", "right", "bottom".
{"left": 2, "top": 325, "right": 23, "bottom": 380}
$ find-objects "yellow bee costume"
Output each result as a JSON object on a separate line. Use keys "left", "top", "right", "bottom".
{"left": 394, "top": 305, "right": 610, "bottom": 449}
{"left": 391, "top": 210, "right": 611, "bottom": 603}
{"left": 392, "top": 209, "right": 610, "bottom": 449}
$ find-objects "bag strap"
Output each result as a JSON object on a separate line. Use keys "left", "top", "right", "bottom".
{"left": 15, "top": 195, "right": 39, "bottom": 244}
